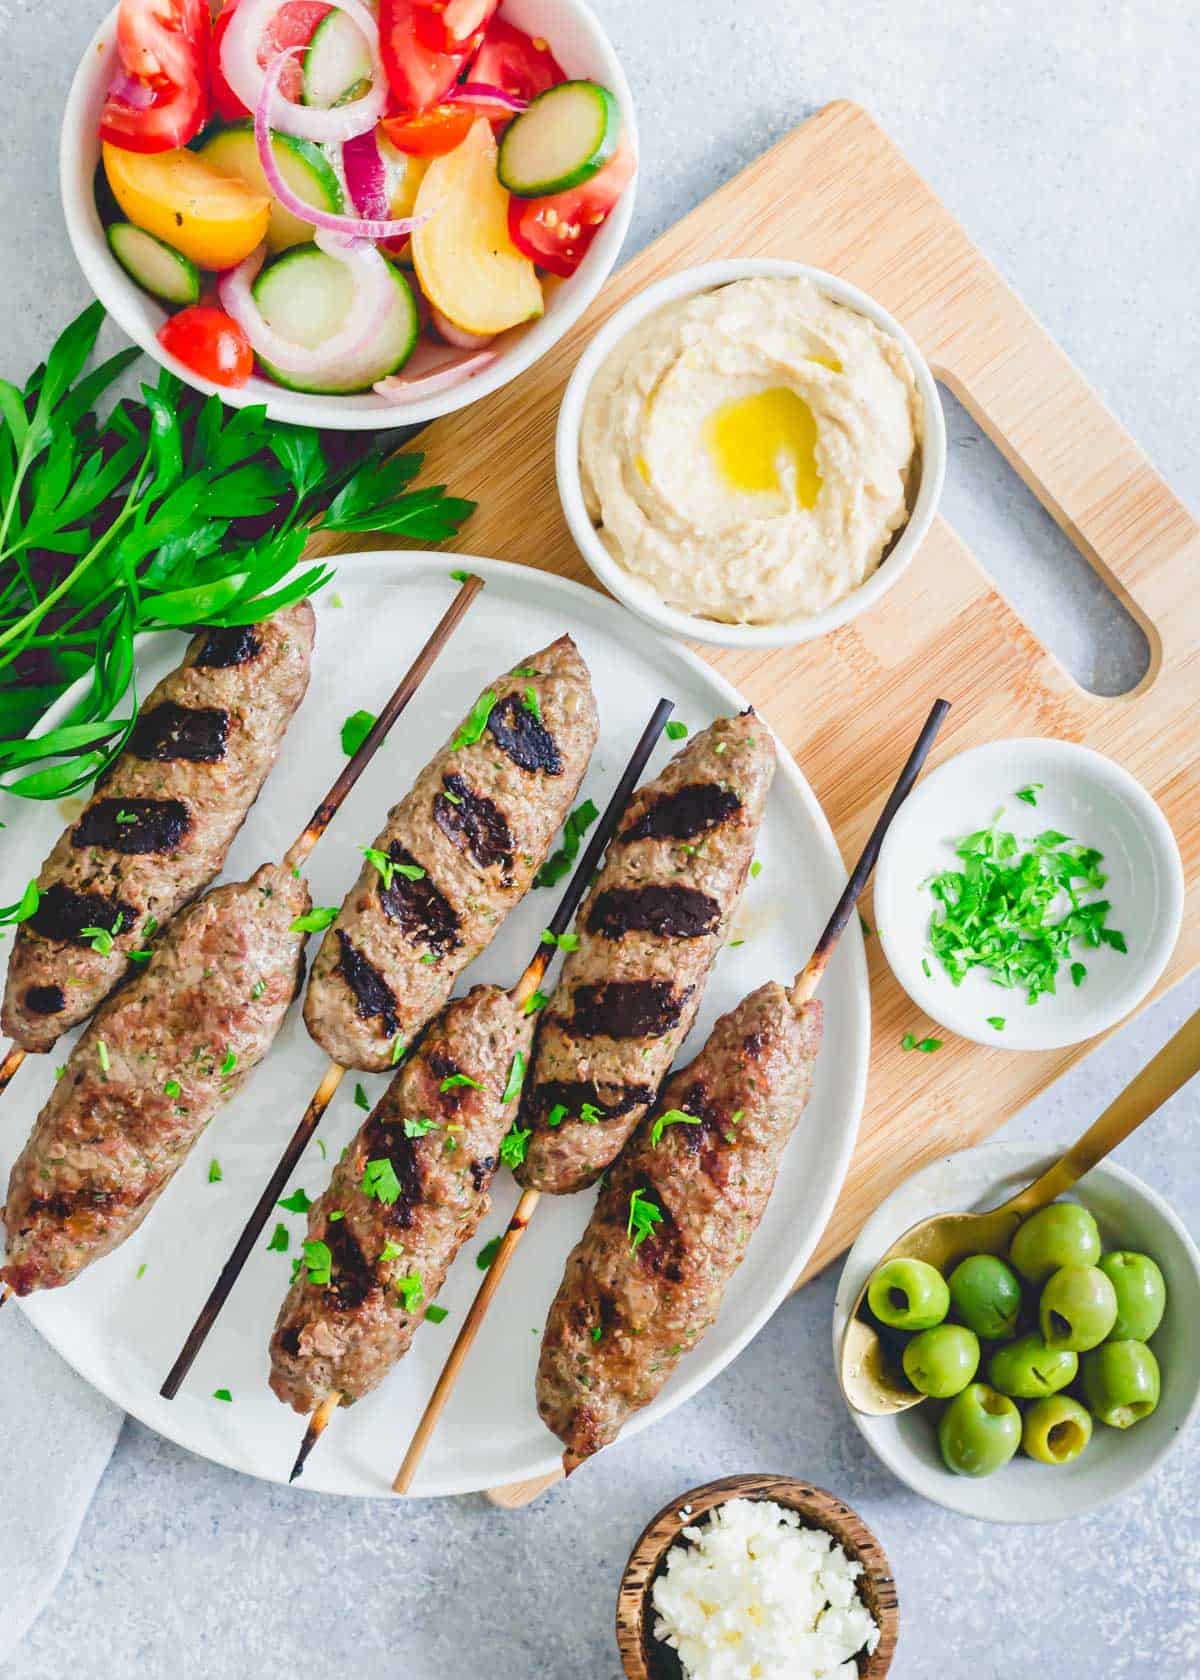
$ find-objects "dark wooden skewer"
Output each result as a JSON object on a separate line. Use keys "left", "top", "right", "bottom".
{"left": 0, "top": 576, "right": 483, "bottom": 1113}
{"left": 393, "top": 696, "right": 951, "bottom": 1494}
{"left": 287, "top": 697, "right": 676, "bottom": 1485}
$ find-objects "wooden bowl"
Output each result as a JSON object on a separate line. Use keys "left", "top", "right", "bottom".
{"left": 616, "top": 1474, "right": 899, "bottom": 1679}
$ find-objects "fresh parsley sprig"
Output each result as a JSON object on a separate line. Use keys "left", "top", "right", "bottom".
{"left": 0, "top": 305, "right": 474, "bottom": 800}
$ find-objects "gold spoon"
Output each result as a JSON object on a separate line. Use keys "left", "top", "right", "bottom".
{"left": 839, "top": 1006, "right": 1200, "bottom": 1417}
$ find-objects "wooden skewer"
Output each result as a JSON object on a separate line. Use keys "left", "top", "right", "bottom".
{"left": 392, "top": 697, "right": 952, "bottom": 1496}
{"left": 155, "top": 575, "right": 484, "bottom": 1402}
{"left": 286, "top": 697, "right": 675, "bottom": 1485}
{"left": 0, "top": 577, "right": 484, "bottom": 1117}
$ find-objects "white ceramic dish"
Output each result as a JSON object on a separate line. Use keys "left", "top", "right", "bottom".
{"left": 833, "top": 1141, "right": 1200, "bottom": 1524}
{"left": 554, "top": 258, "right": 946, "bottom": 650}
{"left": 872, "top": 737, "right": 1184, "bottom": 1051}
{"left": 60, "top": 0, "right": 637, "bottom": 429}
{"left": 1, "top": 553, "right": 869, "bottom": 1498}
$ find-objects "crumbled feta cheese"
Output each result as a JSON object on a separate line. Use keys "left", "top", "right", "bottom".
{"left": 651, "top": 1498, "right": 879, "bottom": 1680}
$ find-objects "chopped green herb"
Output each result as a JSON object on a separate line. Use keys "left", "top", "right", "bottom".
{"left": 316, "top": 1138, "right": 327, "bottom": 1160}
{"left": 502, "top": 1050, "right": 525, "bottom": 1104}
{"left": 391, "top": 1035, "right": 407, "bottom": 1064}
{"left": 127, "top": 948, "right": 152, "bottom": 964}
{"left": 523, "top": 989, "right": 548, "bottom": 1015}
{"left": 591, "top": 1325, "right": 603, "bottom": 1342}
{"left": 449, "top": 568, "right": 470, "bottom": 582}
{"left": 278, "top": 1187, "right": 312, "bottom": 1214}
{"left": 750, "top": 860, "right": 762, "bottom": 879}
{"left": 54, "top": 1065, "right": 66, "bottom": 1081}
{"left": 220, "top": 1049, "right": 237, "bottom": 1077}
{"left": 362, "top": 1157, "right": 402, "bottom": 1204}
{"left": 425, "top": 1303, "right": 449, "bottom": 1324}
{"left": 354, "top": 1081, "right": 370, "bottom": 1111}
{"left": 664, "top": 720, "right": 688, "bottom": 741}
{"left": 251, "top": 979, "right": 266, "bottom": 999}
{"left": 163, "top": 1079, "right": 181, "bottom": 1100}
{"left": 1015, "top": 784, "right": 1043, "bottom": 806}
{"left": 579, "top": 1102, "right": 604, "bottom": 1125}
{"left": 1071, "top": 961, "right": 1087, "bottom": 987}
{"left": 441, "top": 787, "right": 462, "bottom": 805}
{"left": 212, "top": 1388, "right": 232, "bottom": 1403}
{"left": 380, "top": 1240, "right": 404, "bottom": 1263}
{"left": 267, "top": 1223, "right": 290, "bottom": 1253}
{"left": 917, "top": 1038, "right": 942, "bottom": 1053}
{"left": 290, "top": 1257, "right": 303, "bottom": 1284}
{"left": 477, "top": 1236, "right": 503, "bottom": 1270}
{"left": 901, "top": 1032, "right": 917, "bottom": 1051}
{"left": 546, "top": 1103, "right": 568, "bottom": 1128}
{"left": 419, "top": 952, "right": 437, "bottom": 965}
{"left": 986, "top": 1017, "right": 1006, "bottom": 1031}
{"left": 440, "top": 1073, "right": 482, "bottom": 1092}
{"left": 208, "top": 1158, "right": 222, "bottom": 1183}
{"left": 500, "top": 1124, "right": 531, "bottom": 1169}
{"left": 451, "top": 690, "right": 497, "bottom": 751}
{"left": 541, "top": 929, "right": 580, "bottom": 951}
{"left": 627, "top": 1188, "right": 663, "bottom": 1252}
{"left": 403, "top": 1117, "right": 439, "bottom": 1137}
{"left": 650, "top": 1108, "right": 702, "bottom": 1148}
{"left": 329, "top": 592, "right": 344, "bottom": 608}
{"left": 0, "top": 881, "right": 39, "bottom": 929}
{"left": 290, "top": 906, "right": 339, "bottom": 935}
{"left": 115, "top": 809, "right": 137, "bottom": 825}
{"left": 394, "top": 1272, "right": 424, "bottom": 1311}
{"left": 136, "top": 1262, "right": 147, "bottom": 1279}
{"left": 329, "top": 1210, "right": 344, "bottom": 1222}
{"left": 921, "top": 957, "right": 932, "bottom": 979}
{"left": 97, "top": 1039, "right": 110, "bottom": 1074}
{"left": 361, "top": 845, "right": 397, "bottom": 889}
{"left": 859, "top": 914, "right": 873, "bottom": 939}
{"left": 522, "top": 686, "right": 541, "bottom": 721}
{"left": 534, "top": 798, "right": 600, "bottom": 888}
{"left": 302, "top": 1239, "right": 332, "bottom": 1286}
{"left": 79, "top": 920, "right": 118, "bottom": 955}
{"left": 341, "top": 709, "right": 377, "bottom": 757}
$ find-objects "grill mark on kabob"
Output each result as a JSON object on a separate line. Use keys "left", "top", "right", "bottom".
{"left": 516, "top": 713, "right": 775, "bottom": 1195}
{"left": 2, "top": 602, "right": 315, "bottom": 1052}
{"left": 303, "top": 636, "right": 599, "bottom": 1072}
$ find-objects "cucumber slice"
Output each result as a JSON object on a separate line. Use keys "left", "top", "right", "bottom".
{"left": 107, "top": 223, "right": 201, "bottom": 305}
{"left": 302, "top": 9, "right": 373, "bottom": 108}
{"left": 196, "top": 122, "right": 344, "bottom": 252}
{"left": 498, "top": 80, "right": 621, "bottom": 198}
{"left": 252, "top": 246, "right": 419, "bottom": 394}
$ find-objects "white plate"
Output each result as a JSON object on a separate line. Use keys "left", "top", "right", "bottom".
{"left": 832, "top": 1142, "right": 1200, "bottom": 1524}
{"left": 873, "top": 737, "right": 1183, "bottom": 1050}
{"left": 1, "top": 553, "right": 869, "bottom": 1498}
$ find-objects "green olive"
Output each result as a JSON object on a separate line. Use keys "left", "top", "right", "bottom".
{"left": 866, "top": 1257, "right": 950, "bottom": 1331}
{"left": 1039, "top": 1264, "right": 1119, "bottom": 1352}
{"left": 902, "top": 1324, "right": 981, "bottom": 1398}
{"left": 986, "top": 1329, "right": 1078, "bottom": 1398}
{"left": 1097, "top": 1251, "right": 1167, "bottom": 1342}
{"left": 1009, "top": 1202, "right": 1102, "bottom": 1284}
{"left": 947, "top": 1253, "right": 1023, "bottom": 1339}
{"left": 937, "top": 1382, "right": 1022, "bottom": 1477}
{"left": 1021, "top": 1395, "right": 1094, "bottom": 1466}
{"left": 1081, "top": 1339, "right": 1161, "bottom": 1428}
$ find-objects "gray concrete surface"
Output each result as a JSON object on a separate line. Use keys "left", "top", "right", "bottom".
{"left": 2, "top": 0, "right": 1198, "bottom": 1673}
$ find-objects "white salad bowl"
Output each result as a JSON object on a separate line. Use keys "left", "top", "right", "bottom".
{"left": 554, "top": 258, "right": 946, "bottom": 650}
{"left": 60, "top": 0, "right": 638, "bottom": 429}
{"left": 833, "top": 1142, "right": 1200, "bottom": 1524}
{"left": 872, "top": 737, "right": 1184, "bottom": 1051}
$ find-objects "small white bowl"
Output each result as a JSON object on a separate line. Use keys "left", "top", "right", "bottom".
{"left": 873, "top": 737, "right": 1184, "bottom": 1051}
{"left": 60, "top": 0, "right": 637, "bottom": 429}
{"left": 554, "top": 258, "right": 946, "bottom": 650}
{"left": 833, "top": 1141, "right": 1200, "bottom": 1525}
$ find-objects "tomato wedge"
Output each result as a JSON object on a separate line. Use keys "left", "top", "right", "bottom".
{"left": 507, "top": 138, "right": 635, "bottom": 278}
{"left": 411, "top": 0, "right": 499, "bottom": 54}
{"left": 100, "top": 0, "right": 210, "bottom": 154}
{"left": 210, "top": 0, "right": 332, "bottom": 121}
{"left": 158, "top": 306, "right": 254, "bottom": 387}
{"left": 380, "top": 104, "right": 476, "bottom": 156}
{"left": 379, "top": 0, "right": 480, "bottom": 113}
{"left": 470, "top": 18, "right": 565, "bottom": 105}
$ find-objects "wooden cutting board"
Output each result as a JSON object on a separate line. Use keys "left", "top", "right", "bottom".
{"left": 314, "top": 100, "right": 1200, "bottom": 1507}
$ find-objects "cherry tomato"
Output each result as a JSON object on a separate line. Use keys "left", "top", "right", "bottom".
{"left": 507, "top": 138, "right": 635, "bottom": 277}
{"left": 379, "top": 0, "right": 479, "bottom": 113}
{"left": 99, "top": 0, "right": 210, "bottom": 154}
{"left": 210, "top": 0, "right": 332, "bottom": 120}
{"left": 470, "top": 18, "right": 565, "bottom": 105}
{"left": 380, "top": 104, "right": 476, "bottom": 156}
{"left": 158, "top": 307, "right": 254, "bottom": 387}
{"left": 411, "top": 0, "right": 499, "bottom": 54}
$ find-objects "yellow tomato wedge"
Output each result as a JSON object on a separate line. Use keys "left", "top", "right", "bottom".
{"left": 103, "top": 142, "right": 271, "bottom": 271}
{"left": 412, "top": 119, "right": 542, "bottom": 337}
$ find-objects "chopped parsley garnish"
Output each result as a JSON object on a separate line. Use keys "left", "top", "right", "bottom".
{"left": 329, "top": 1210, "right": 344, "bottom": 1222}
{"left": 290, "top": 1258, "right": 303, "bottom": 1284}
{"left": 380, "top": 1239, "right": 404, "bottom": 1263}
{"left": 441, "top": 787, "right": 462, "bottom": 805}
{"left": 1015, "top": 783, "right": 1043, "bottom": 806}
{"left": 163, "top": 1079, "right": 181, "bottom": 1100}
{"left": 579, "top": 1102, "right": 604, "bottom": 1125}
{"left": 267, "top": 1223, "right": 290, "bottom": 1252}
{"left": 449, "top": 568, "right": 470, "bottom": 583}
{"left": 97, "top": 1039, "right": 110, "bottom": 1074}
{"left": 540, "top": 929, "right": 580, "bottom": 952}
{"left": 115, "top": 809, "right": 137, "bottom": 825}
{"left": 986, "top": 1017, "right": 1006, "bottom": 1031}
{"left": 750, "top": 860, "right": 762, "bottom": 879}
{"left": 1071, "top": 961, "right": 1088, "bottom": 987}
{"left": 403, "top": 1117, "right": 439, "bottom": 1137}
{"left": 394, "top": 1272, "right": 424, "bottom": 1311}
{"left": 534, "top": 798, "right": 600, "bottom": 888}
{"left": 451, "top": 689, "right": 497, "bottom": 751}
{"left": 859, "top": 914, "right": 873, "bottom": 939}
{"left": 0, "top": 881, "right": 39, "bottom": 929}
{"left": 302, "top": 1239, "right": 332, "bottom": 1286}
{"left": 440, "top": 1073, "right": 481, "bottom": 1092}
{"left": 546, "top": 1103, "right": 568, "bottom": 1128}
{"left": 477, "top": 1236, "right": 503, "bottom": 1270}
{"left": 278, "top": 1187, "right": 312, "bottom": 1213}
{"left": 79, "top": 920, "right": 118, "bottom": 955}
{"left": 921, "top": 957, "right": 932, "bottom": 979}
{"left": 251, "top": 979, "right": 266, "bottom": 999}
{"left": 290, "top": 906, "right": 339, "bottom": 934}
{"left": 391, "top": 1035, "right": 407, "bottom": 1065}
{"left": 363, "top": 845, "right": 426, "bottom": 890}
{"left": 212, "top": 1388, "right": 232, "bottom": 1403}
{"left": 502, "top": 1050, "right": 525, "bottom": 1104}
{"left": 425, "top": 1303, "right": 449, "bottom": 1324}
{"left": 924, "top": 816, "right": 1127, "bottom": 1003}
{"left": 54, "top": 1065, "right": 65, "bottom": 1081}
{"left": 419, "top": 952, "right": 437, "bottom": 965}
{"left": 627, "top": 1188, "right": 663, "bottom": 1252}
{"left": 340, "top": 709, "right": 377, "bottom": 757}
{"left": 901, "top": 1033, "right": 943, "bottom": 1053}
{"left": 500, "top": 1124, "right": 531, "bottom": 1169}
{"left": 591, "top": 1326, "right": 603, "bottom": 1342}
{"left": 354, "top": 1081, "right": 370, "bottom": 1111}
{"left": 136, "top": 1263, "right": 147, "bottom": 1280}
{"left": 664, "top": 720, "right": 688, "bottom": 741}
{"left": 128, "top": 948, "right": 152, "bottom": 964}
{"left": 208, "top": 1158, "right": 222, "bottom": 1183}
{"left": 650, "top": 1108, "right": 702, "bottom": 1148}
{"left": 523, "top": 686, "right": 541, "bottom": 721}
{"left": 362, "top": 1157, "right": 402, "bottom": 1204}
{"left": 220, "top": 1049, "right": 237, "bottom": 1077}
{"left": 523, "top": 990, "right": 548, "bottom": 1015}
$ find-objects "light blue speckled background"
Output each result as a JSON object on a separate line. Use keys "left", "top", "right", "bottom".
{"left": 2, "top": 0, "right": 1198, "bottom": 1673}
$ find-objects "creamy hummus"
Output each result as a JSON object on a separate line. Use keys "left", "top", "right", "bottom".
{"left": 579, "top": 276, "right": 922, "bottom": 624}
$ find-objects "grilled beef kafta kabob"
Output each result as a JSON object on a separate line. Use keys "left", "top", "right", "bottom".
{"left": 0, "top": 581, "right": 484, "bottom": 1298}
{"left": 536, "top": 702, "right": 951, "bottom": 1471}
{"left": 2, "top": 606, "right": 315, "bottom": 1063}
{"left": 268, "top": 702, "right": 673, "bottom": 1482}
{"left": 302, "top": 635, "right": 599, "bottom": 1072}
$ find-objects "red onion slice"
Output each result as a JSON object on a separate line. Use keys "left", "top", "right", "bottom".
{"left": 430, "top": 306, "right": 495, "bottom": 351}
{"left": 107, "top": 70, "right": 157, "bottom": 109}
{"left": 222, "top": 0, "right": 386, "bottom": 143}
{"left": 342, "top": 128, "right": 390, "bottom": 221}
{"left": 256, "top": 53, "right": 431, "bottom": 239}
{"left": 218, "top": 232, "right": 394, "bottom": 378}
{"left": 374, "top": 346, "right": 498, "bottom": 400}
{"left": 447, "top": 82, "right": 528, "bottom": 112}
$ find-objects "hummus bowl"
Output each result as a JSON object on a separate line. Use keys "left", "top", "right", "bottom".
{"left": 556, "top": 260, "right": 946, "bottom": 649}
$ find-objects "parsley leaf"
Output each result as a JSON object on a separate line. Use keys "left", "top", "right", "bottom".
{"left": 403, "top": 1117, "right": 439, "bottom": 1137}
{"left": 502, "top": 1050, "right": 525, "bottom": 1104}
{"left": 664, "top": 720, "right": 688, "bottom": 740}
{"left": 354, "top": 1081, "right": 370, "bottom": 1111}
{"left": 579, "top": 1102, "right": 604, "bottom": 1124}
{"left": 540, "top": 929, "right": 580, "bottom": 952}
{"left": 394, "top": 1272, "right": 424, "bottom": 1311}
{"left": 522, "top": 686, "right": 541, "bottom": 721}
{"left": 477, "top": 1236, "right": 503, "bottom": 1270}
{"left": 650, "top": 1108, "right": 702, "bottom": 1147}
{"left": 451, "top": 689, "right": 496, "bottom": 751}
{"left": 290, "top": 906, "right": 339, "bottom": 935}
{"left": 0, "top": 881, "right": 39, "bottom": 928}
{"left": 534, "top": 797, "right": 600, "bottom": 889}
{"left": 302, "top": 1239, "right": 332, "bottom": 1287}
{"left": 278, "top": 1187, "right": 312, "bottom": 1213}
{"left": 208, "top": 1158, "right": 222, "bottom": 1183}
{"left": 341, "top": 709, "right": 377, "bottom": 757}
{"left": 212, "top": 1389, "right": 233, "bottom": 1403}
{"left": 425, "top": 1303, "right": 449, "bottom": 1324}
{"left": 1015, "top": 784, "right": 1043, "bottom": 806}
{"left": 546, "top": 1103, "right": 568, "bottom": 1128}
{"left": 627, "top": 1188, "right": 663, "bottom": 1252}
{"left": 522, "top": 990, "right": 548, "bottom": 1015}
{"left": 500, "top": 1125, "right": 531, "bottom": 1169}
{"left": 439, "top": 1073, "right": 481, "bottom": 1092}
{"left": 267, "top": 1223, "right": 290, "bottom": 1253}
{"left": 362, "top": 1157, "right": 402, "bottom": 1204}
{"left": 986, "top": 1017, "right": 1006, "bottom": 1031}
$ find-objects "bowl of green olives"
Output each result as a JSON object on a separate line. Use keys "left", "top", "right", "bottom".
{"left": 832, "top": 1142, "right": 1200, "bottom": 1523}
